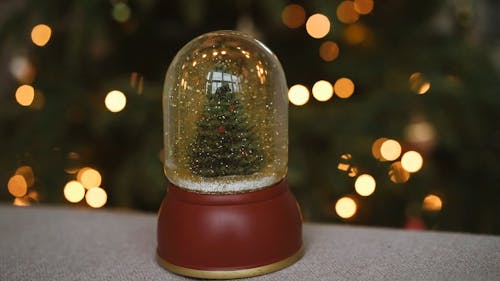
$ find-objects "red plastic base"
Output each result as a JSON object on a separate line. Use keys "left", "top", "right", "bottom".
{"left": 157, "top": 180, "right": 303, "bottom": 277}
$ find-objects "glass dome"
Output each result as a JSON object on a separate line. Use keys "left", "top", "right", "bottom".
{"left": 163, "top": 30, "right": 288, "bottom": 193}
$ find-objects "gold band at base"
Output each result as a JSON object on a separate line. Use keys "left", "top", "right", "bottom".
{"left": 156, "top": 246, "right": 304, "bottom": 279}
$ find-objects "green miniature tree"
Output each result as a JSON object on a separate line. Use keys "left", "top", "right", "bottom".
{"left": 188, "top": 82, "right": 264, "bottom": 177}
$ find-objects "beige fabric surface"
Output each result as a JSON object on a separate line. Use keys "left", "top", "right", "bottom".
{"left": 0, "top": 205, "right": 499, "bottom": 280}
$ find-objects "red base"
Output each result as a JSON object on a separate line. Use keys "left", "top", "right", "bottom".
{"left": 157, "top": 180, "right": 303, "bottom": 275}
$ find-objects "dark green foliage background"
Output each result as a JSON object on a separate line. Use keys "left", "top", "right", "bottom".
{"left": 0, "top": 0, "right": 498, "bottom": 233}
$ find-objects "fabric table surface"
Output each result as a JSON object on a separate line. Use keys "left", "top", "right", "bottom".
{"left": 0, "top": 205, "right": 499, "bottom": 281}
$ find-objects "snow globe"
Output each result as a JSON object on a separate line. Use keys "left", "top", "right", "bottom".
{"left": 157, "top": 30, "right": 303, "bottom": 279}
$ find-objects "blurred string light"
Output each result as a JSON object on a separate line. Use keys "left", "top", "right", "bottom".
{"left": 353, "top": 0, "right": 374, "bottom": 15}
{"left": 288, "top": 84, "right": 310, "bottom": 106}
{"left": 31, "top": 24, "right": 52, "bottom": 47}
{"left": 343, "top": 23, "right": 367, "bottom": 45}
{"left": 354, "top": 174, "right": 376, "bottom": 196}
{"left": 422, "top": 194, "right": 442, "bottom": 211}
{"left": 404, "top": 120, "right": 436, "bottom": 145}
{"left": 335, "top": 197, "right": 357, "bottom": 219}
{"left": 15, "top": 85, "right": 35, "bottom": 106}
{"left": 65, "top": 167, "right": 108, "bottom": 208}
{"left": 8, "top": 165, "right": 37, "bottom": 206}
{"left": 77, "top": 167, "right": 102, "bottom": 189}
{"left": 319, "top": 41, "right": 339, "bottom": 62}
{"left": 27, "top": 190, "right": 39, "bottom": 201}
{"left": 409, "top": 72, "right": 431, "bottom": 94}
{"left": 388, "top": 161, "right": 410, "bottom": 183}
{"left": 306, "top": 13, "right": 331, "bottom": 39}
{"left": 8, "top": 175, "right": 28, "bottom": 198}
{"left": 112, "top": 2, "right": 131, "bottom": 23}
{"left": 371, "top": 137, "right": 387, "bottom": 160}
{"left": 10, "top": 56, "right": 35, "bottom": 83}
{"left": 337, "top": 1, "right": 359, "bottom": 24}
{"left": 105, "top": 90, "right": 127, "bottom": 112}
{"left": 281, "top": 4, "right": 306, "bottom": 29}
{"left": 312, "top": 80, "right": 333, "bottom": 102}
{"left": 380, "top": 139, "right": 402, "bottom": 161}
{"left": 337, "top": 153, "right": 358, "bottom": 177}
{"left": 13, "top": 197, "right": 30, "bottom": 207}
{"left": 64, "top": 181, "right": 85, "bottom": 203}
{"left": 401, "top": 151, "right": 423, "bottom": 173}
{"left": 15, "top": 166, "right": 35, "bottom": 187}
{"left": 85, "top": 187, "right": 107, "bottom": 208}
{"left": 337, "top": 153, "right": 352, "bottom": 172}
{"left": 334, "top": 77, "right": 355, "bottom": 98}
{"left": 347, "top": 166, "right": 358, "bottom": 177}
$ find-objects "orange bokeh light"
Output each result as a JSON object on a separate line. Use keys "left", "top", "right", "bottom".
{"left": 337, "top": 1, "right": 359, "bottom": 24}
{"left": 354, "top": 0, "right": 374, "bottom": 15}
{"left": 281, "top": 4, "right": 306, "bottom": 29}
{"left": 319, "top": 41, "right": 339, "bottom": 62}
{"left": 306, "top": 13, "right": 331, "bottom": 39}
{"left": 334, "top": 78, "right": 355, "bottom": 98}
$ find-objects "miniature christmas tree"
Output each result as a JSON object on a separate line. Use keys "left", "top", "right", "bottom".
{"left": 188, "top": 81, "right": 264, "bottom": 177}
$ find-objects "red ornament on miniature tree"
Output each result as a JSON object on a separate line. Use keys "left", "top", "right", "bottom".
{"left": 217, "top": 125, "right": 225, "bottom": 134}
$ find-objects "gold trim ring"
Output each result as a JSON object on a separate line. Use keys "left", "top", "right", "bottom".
{"left": 156, "top": 246, "right": 304, "bottom": 279}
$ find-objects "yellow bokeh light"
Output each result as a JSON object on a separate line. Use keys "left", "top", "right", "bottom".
{"left": 418, "top": 82, "right": 431, "bottom": 94}
{"left": 405, "top": 121, "right": 436, "bottom": 144}
{"left": 15, "top": 165, "right": 35, "bottom": 187}
{"left": 15, "top": 85, "right": 35, "bottom": 106}
{"left": 337, "top": 1, "right": 359, "bottom": 24}
{"left": 409, "top": 72, "right": 422, "bottom": 82}
{"left": 371, "top": 137, "right": 387, "bottom": 160}
{"left": 341, "top": 153, "right": 352, "bottom": 160}
{"left": 343, "top": 23, "right": 367, "bottom": 45}
{"left": 319, "top": 41, "right": 339, "bottom": 62}
{"left": 281, "top": 4, "right": 306, "bottom": 29}
{"left": 312, "top": 80, "right": 334, "bottom": 102}
{"left": 422, "top": 194, "right": 442, "bottom": 211}
{"left": 27, "top": 190, "right": 39, "bottom": 201}
{"left": 388, "top": 162, "right": 410, "bottom": 183}
{"left": 380, "top": 139, "right": 402, "bottom": 161}
{"left": 337, "top": 163, "right": 350, "bottom": 171}
{"left": 306, "top": 13, "right": 331, "bottom": 39}
{"left": 348, "top": 166, "right": 359, "bottom": 177}
{"left": 77, "top": 167, "right": 102, "bottom": 189}
{"left": 8, "top": 175, "right": 28, "bottom": 198}
{"left": 338, "top": 153, "right": 352, "bottom": 171}
{"left": 31, "top": 24, "right": 52, "bottom": 47}
{"left": 64, "top": 181, "right": 85, "bottom": 203}
{"left": 335, "top": 197, "right": 357, "bottom": 219}
{"left": 288, "top": 84, "right": 310, "bottom": 106}
{"left": 409, "top": 72, "right": 431, "bottom": 95}
{"left": 334, "top": 77, "right": 355, "bottom": 98}
{"left": 401, "top": 151, "right": 424, "bottom": 173}
{"left": 105, "top": 90, "right": 127, "bottom": 112}
{"left": 354, "top": 0, "right": 374, "bottom": 15}
{"left": 13, "top": 197, "right": 30, "bottom": 207}
{"left": 355, "top": 174, "right": 376, "bottom": 196}
{"left": 85, "top": 187, "right": 108, "bottom": 208}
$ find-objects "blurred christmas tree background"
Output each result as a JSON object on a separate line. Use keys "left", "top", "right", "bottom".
{"left": 1, "top": 0, "right": 499, "bottom": 234}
